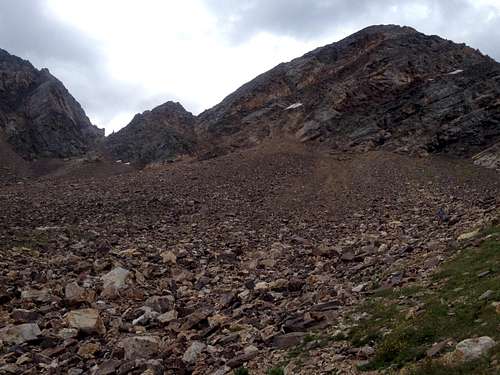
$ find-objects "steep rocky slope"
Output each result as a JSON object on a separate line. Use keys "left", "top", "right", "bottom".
{"left": 107, "top": 25, "right": 500, "bottom": 163}
{"left": 0, "top": 142, "right": 498, "bottom": 374}
{"left": 0, "top": 48, "right": 103, "bottom": 160}
{"left": 105, "top": 102, "right": 196, "bottom": 165}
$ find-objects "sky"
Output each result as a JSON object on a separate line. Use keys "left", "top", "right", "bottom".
{"left": 0, "top": 1, "right": 500, "bottom": 134}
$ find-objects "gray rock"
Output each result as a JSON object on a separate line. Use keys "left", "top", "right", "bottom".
{"left": 182, "top": 341, "right": 206, "bottom": 364}
{"left": 11, "top": 309, "right": 41, "bottom": 323}
{"left": 120, "top": 336, "right": 161, "bottom": 360}
{"left": 0, "top": 323, "right": 41, "bottom": 345}
{"left": 101, "top": 267, "right": 131, "bottom": 297}
{"left": 145, "top": 295, "right": 175, "bottom": 313}
{"left": 448, "top": 336, "right": 496, "bottom": 363}
{"left": 273, "top": 332, "right": 306, "bottom": 349}
{"left": 20, "top": 288, "right": 51, "bottom": 302}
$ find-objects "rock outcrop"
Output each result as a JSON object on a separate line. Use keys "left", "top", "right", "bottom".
{"left": 0, "top": 48, "right": 103, "bottom": 160}
{"left": 104, "top": 101, "right": 195, "bottom": 165}
{"left": 109, "top": 25, "right": 500, "bottom": 164}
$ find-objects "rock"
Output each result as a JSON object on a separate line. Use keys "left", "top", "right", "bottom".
{"left": 493, "top": 301, "right": 500, "bottom": 315}
{"left": 479, "top": 290, "right": 494, "bottom": 300}
{"left": 132, "top": 307, "right": 159, "bottom": 326}
{"left": 65, "top": 282, "right": 95, "bottom": 304}
{"left": 92, "top": 360, "right": 121, "bottom": 375}
{"left": 77, "top": 342, "right": 100, "bottom": 359}
{"left": 160, "top": 251, "right": 177, "bottom": 265}
{"left": 352, "top": 283, "right": 367, "bottom": 293}
{"left": 182, "top": 341, "right": 206, "bottom": 364}
{"left": 273, "top": 332, "right": 306, "bottom": 349}
{"left": 226, "top": 349, "right": 259, "bottom": 368}
{"left": 426, "top": 340, "right": 450, "bottom": 357}
{"left": 120, "top": 336, "right": 160, "bottom": 360}
{"left": 20, "top": 288, "right": 51, "bottom": 302}
{"left": 58, "top": 328, "right": 79, "bottom": 340}
{"left": 157, "top": 310, "right": 178, "bottom": 324}
{"left": 356, "top": 346, "right": 375, "bottom": 359}
{"left": 446, "top": 337, "right": 496, "bottom": 363}
{"left": 11, "top": 309, "right": 41, "bottom": 323}
{"left": 457, "top": 229, "right": 480, "bottom": 241}
{"left": 313, "top": 244, "right": 339, "bottom": 257}
{"left": 145, "top": 295, "right": 175, "bottom": 313}
{"left": 101, "top": 267, "right": 131, "bottom": 297}
{"left": 255, "top": 281, "right": 270, "bottom": 291}
{"left": 0, "top": 323, "right": 41, "bottom": 345}
{"left": 66, "top": 309, "right": 106, "bottom": 335}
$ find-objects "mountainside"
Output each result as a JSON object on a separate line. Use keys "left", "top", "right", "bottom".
{"left": 107, "top": 25, "right": 500, "bottom": 164}
{"left": 0, "top": 48, "right": 104, "bottom": 160}
{"left": 105, "top": 101, "right": 196, "bottom": 165}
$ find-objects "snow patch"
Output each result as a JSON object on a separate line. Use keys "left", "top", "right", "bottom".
{"left": 448, "top": 69, "right": 464, "bottom": 75}
{"left": 285, "top": 103, "right": 303, "bottom": 110}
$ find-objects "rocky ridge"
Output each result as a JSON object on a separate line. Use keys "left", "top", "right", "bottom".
{"left": 105, "top": 102, "right": 195, "bottom": 166}
{"left": 0, "top": 48, "right": 103, "bottom": 160}
{"left": 106, "top": 25, "right": 500, "bottom": 164}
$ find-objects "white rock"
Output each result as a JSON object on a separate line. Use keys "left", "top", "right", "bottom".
{"left": 457, "top": 229, "right": 480, "bottom": 241}
{"left": 0, "top": 324, "right": 41, "bottom": 345}
{"left": 285, "top": 103, "right": 303, "bottom": 110}
{"left": 448, "top": 69, "right": 464, "bottom": 75}
{"left": 452, "top": 336, "right": 496, "bottom": 362}
{"left": 182, "top": 341, "right": 206, "bottom": 364}
{"left": 102, "top": 267, "right": 130, "bottom": 290}
{"left": 352, "top": 283, "right": 367, "bottom": 293}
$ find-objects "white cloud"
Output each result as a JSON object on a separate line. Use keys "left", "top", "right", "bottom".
{"left": 2, "top": 0, "right": 498, "bottom": 134}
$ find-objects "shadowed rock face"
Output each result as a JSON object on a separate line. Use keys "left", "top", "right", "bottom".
{"left": 110, "top": 24, "right": 500, "bottom": 163}
{"left": 0, "top": 49, "right": 103, "bottom": 160}
{"left": 195, "top": 25, "right": 499, "bottom": 156}
{"left": 104, "top": 101, "right": 196, "bottom": 165}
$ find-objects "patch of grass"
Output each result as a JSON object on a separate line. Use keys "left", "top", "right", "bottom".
{"left": 350, "top": 226, "right": 500, "bottom": 372}
{"left": 267, "top": 367, "right": 285, "bottom": 375}
{"left": 408, "top": 344, "right": 500, "bottom": 374}
{"left": 234, "top": 367, "right": 249, "bottom": 375}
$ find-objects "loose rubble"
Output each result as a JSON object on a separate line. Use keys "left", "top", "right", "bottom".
{"left": 0, "top": 144, "right": 498, "bottom": 373}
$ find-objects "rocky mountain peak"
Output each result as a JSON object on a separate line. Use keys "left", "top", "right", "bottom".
{"left": 103, "top": 25, "right": 500, "bottom": 165}
{"left": 0, "top": 48, "right": 104, "bottom": 160}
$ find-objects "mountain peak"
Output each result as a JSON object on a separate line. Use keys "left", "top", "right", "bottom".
{"left": 0, "top": 48, "right": 104, "bottom": 159}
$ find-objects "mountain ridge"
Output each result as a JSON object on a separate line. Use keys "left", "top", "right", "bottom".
{"left": 0, "top": 48, "right": 104, "bottom": 160}
{"left": 105, "top": 24, "right": 500, "bottom": 164}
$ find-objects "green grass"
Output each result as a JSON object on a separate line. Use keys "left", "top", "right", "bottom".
{"left": 267, "top": 367, "right": 285, "bottom": 375}
{"left": 234, "top": 367, "right": 249, "bottom": 375}
{"left": 348, "top": 226, "right": 500, "bottom": 372}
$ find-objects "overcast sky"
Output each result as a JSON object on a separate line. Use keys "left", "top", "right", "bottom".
{"left": 1, "top": 0, "right": 500, "bottom": 134}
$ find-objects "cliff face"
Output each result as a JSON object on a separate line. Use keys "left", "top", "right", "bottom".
{"left": 0, "top": 49, "right": 103, "bottom": 160}
{"left": 196, "top": 25, "right": 499, "bottom": 156}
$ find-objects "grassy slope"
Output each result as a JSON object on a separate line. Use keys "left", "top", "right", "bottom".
{"left": 348, "top": 227, "right": 500, "bottom": 374}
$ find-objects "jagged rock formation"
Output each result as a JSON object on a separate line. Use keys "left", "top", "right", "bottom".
{"left": 108, "top": 25, "right": 500, "bottom": 164}
{"left": 105, "top": 102, "right": 195, "bottom": 165}
{"left": 0, "top": 48, "right": 103, "bottom": 160}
